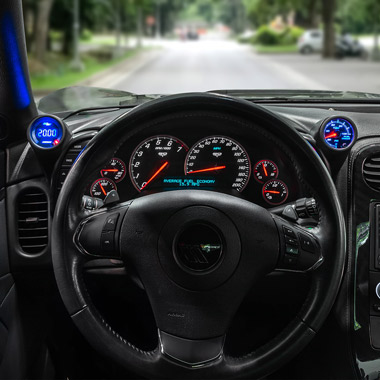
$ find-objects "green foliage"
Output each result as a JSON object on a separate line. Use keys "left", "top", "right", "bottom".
{"left": 253, "top": 25, "right": 280, "bottom": 45}
{"left": 81, "top": 29, "right": 93, "bottom": 41}
{"left": 253, "top": 25, "right": 304, "bottom": 46}
{"left": 279, "top": 26, "right": 304, "bottom": 45}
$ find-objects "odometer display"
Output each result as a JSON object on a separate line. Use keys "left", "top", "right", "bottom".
{"left": 185, "top": 136, "right": 251, "bottom": 192}
{"left": 129, "top": 136, "right": 188, "bottom": 191}
{"left": 323, "top": 118, "right": 355, "bottom": 150}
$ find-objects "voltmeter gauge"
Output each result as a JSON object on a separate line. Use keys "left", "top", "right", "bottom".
{"left": 262, "top": 179, "right": 288, "bottom": 205}
{"left": 101, "top": 158, "right": 126, "bottom": 183}
{"left": 253, "top": 160, "right": 278, "bottom": 183}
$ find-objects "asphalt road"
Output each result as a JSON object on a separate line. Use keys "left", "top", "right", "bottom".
{"left": 91, "top": 38, "right": 380, "bottom": 95}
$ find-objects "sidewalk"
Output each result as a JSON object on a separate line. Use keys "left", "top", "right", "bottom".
{"left": 78, "top": 48, "right": 161, "bottom": 90}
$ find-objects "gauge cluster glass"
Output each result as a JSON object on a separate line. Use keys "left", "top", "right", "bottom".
{"left": 185, "top": 136, "right": 251, "bottom": 192}
{"left": 129, "top": 136, "right": 188, "bottom": 191}
{"left": 83, "top": 132, "right": 298, "bottom": 208}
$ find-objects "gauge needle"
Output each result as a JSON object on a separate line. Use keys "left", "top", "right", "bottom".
{"left": 100, "top": 184, "right": 107, "bottom": 196}
{"left": 263, "top": 165, "right": 268, "bottom": 177}
{"left": 264, "top": 190, "right": 280, "bottom": 194}
{"left": 101, "top": 169, "right": 118, "bottom": 174}
{"left": 141, "top": 161, "right": 169, "bottom": 190}
{"left": 325, "top": 132, "right": 338, "bottom": 139}
{"left": 187, "top": 165, "right": 226, "bottom": 174}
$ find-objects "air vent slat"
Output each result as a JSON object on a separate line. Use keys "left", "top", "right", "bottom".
{"left": 17, "top": 188, "right": 49, "bottom": 254}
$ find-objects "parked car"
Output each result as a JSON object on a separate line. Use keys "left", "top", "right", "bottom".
{"left": 298, "top": 30, "right": 367, "bottom": 58}
{"left": 298, "top": 29, "right": 323, "bottom": 54}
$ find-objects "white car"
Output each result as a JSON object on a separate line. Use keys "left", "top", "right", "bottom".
{"left": 298, "top": 29, "right": 323, "bottom": 54}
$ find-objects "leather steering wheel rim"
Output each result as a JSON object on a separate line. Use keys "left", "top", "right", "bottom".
{"left": 52, "top": 93, "right": 346, "bottom": 379}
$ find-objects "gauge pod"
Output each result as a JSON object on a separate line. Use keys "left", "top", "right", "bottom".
{"left": 27, "top": 115, "right": 66, "bottom": 150}
{"left": 320, "top": 117, "right": 357, "bottom": 151}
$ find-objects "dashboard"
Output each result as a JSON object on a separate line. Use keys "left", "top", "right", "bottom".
{"left": 6, "top": 95, "right": 380, "bottom": 380}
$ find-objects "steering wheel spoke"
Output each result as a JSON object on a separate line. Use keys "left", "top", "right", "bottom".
{"left": 74, "top": 202, "right": 131, "bottom": 259}
{"left": 271, "top": 215, "right": 323, "bottom": 273}
{"left": 158, "top": 330, "right": 224, "bottom": 367}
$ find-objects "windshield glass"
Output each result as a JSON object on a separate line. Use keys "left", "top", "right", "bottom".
{"left": 25, "top": 0, "right": 380, "bottom": 110}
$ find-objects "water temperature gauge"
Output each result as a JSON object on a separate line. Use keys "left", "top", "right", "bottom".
{"left": 253, "top": 160, "right": 278, "bottom": 183}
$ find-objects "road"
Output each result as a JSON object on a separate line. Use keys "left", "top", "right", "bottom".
{"left": 88, "top": 38, "right": 380, "bottom": 95}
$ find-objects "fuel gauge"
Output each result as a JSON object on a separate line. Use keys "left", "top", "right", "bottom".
{"left": 90, "top": 178, "right": 117, "bottom": 200}
{"left": 254, "top": 160, "right": 278, "bottom": 183}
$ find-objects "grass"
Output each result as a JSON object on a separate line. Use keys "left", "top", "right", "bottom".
{"left": 30, "top": 49, "right": 139, "bottom": 91}
{"left": 254, "top": 44, "right": 298, "bottom": 54}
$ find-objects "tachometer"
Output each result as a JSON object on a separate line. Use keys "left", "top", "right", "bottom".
{"left": 185, "top": 136, "right": 251, "bottom": 192}
{"left": 129, "top": 136, "right": 188, "bottom": 191}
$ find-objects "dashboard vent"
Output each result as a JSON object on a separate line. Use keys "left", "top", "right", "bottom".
{"left": 17, "top": 189, "right": 48, "bottom": 254}
{"left": 364, "top": 155, "right": 380, "bottom": 191}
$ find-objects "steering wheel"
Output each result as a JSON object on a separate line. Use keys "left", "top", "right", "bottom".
{"left": 52, "top": 93, "right": 346, "bottom": 379}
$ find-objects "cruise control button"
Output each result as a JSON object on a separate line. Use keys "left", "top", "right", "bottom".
{"left": 299, "top": 233, "right": 315, "bottom": 253}
{"left": 282, "top": 226, "right": 296, "bottom": 238}
{"left": 101, "top": 231, "right": 115, "bottom": 252}
{"left": 103, "top": 214, "right": 119, "bottom": 231}
{"left": 286, "top": 244, "right": 299, "bottom": 255}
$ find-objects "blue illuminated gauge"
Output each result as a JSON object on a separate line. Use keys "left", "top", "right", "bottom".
{"left": 322, "top": 118, "right": 356, "bottom": 150}
{"left": 28, "top": 116, "right": 64, "bottom": 149}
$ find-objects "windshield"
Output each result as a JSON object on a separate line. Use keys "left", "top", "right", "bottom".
{"left": 25, "top": 0, "right": 380, "bottom": 111}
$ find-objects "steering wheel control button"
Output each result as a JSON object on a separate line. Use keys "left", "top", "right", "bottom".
{"left": 284, "top": 235, "right": 297, "bottom": 246}
{"left": 101, "top": 231, "right": 115, "bottom": 252}
{"left": 299, "top": 233, "right": 315, "bottom": 253}
{"left": 175, "top": 224, "right": 223, "bottom": 273}
{"left": 286, "top": 245, "right": 299, "bottom": 255}
{"left": 283, "top": 254, "right": 298, "bottom": 266}
{"left": 282, "top": 226, "right": 296, "bottom": 239}
{"left": 103, "top": 214, "right": 119, "bottom": 231}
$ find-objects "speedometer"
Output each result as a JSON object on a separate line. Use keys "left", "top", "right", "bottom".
{"left": 129, "top": 135, "right": 188, "bottom": 191}
{"left": 185, "top": 136, "right": 251, "bottom": 192}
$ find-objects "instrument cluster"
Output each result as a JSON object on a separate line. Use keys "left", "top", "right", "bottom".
{"left": 82, "top": 132, "right": 300, "bottom": 208}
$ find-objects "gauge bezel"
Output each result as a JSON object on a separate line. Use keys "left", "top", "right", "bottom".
{"left": 27, "top": 115, "right": 66, "bottom": 150}
{"left": 253, "top": 159, "right": 279, "bottom": 184}
{"left": 100, "top": 157, "right": 127, "bottom": 183}
{"left": 129, "top": 135, "right": 189, "bottom": 192}
{"left": 184, "top": 135, "right": 251, "bottom": 192}
{"left": 90, "top": 177, "right": 117, "bottom": 199}
{"left": 319, "top": 116, "right": 357, "bottom": 152}
{"left": 262, "top": 179, "right": 289, "bottom": 205}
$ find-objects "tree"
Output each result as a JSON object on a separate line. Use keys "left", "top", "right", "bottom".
{"left": 33, "top": 0, "right": 55, "bottom": 62}
{"left": 321, "top": 0, "right": 336, "bottom": 58}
